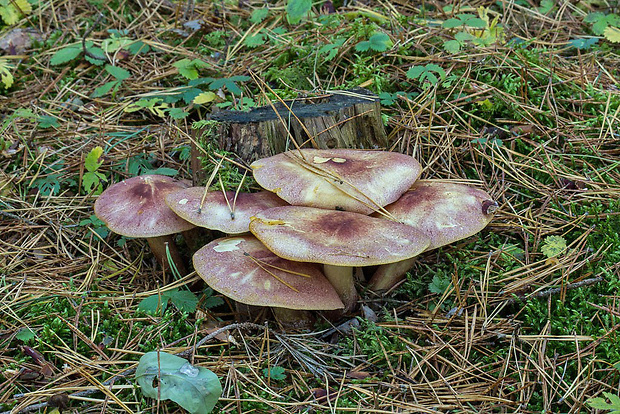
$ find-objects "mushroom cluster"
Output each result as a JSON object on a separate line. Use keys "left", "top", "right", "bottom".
{"left": 94, "top": 149, "right": 497, "bottom": 325}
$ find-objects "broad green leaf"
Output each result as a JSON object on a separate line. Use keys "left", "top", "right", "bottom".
{"left": 127, "top": 41, "right": 150, "bottom": 55}
{"left": 355, "top": 33, "right": 392, "bottom": 52}
{"left": 92, "top": 80, "right": 120, "bottom": 98}
{"left": 604, "top": 26, "right": 620, "bottom": 43}
{"left": 286, "top": 0, "right": 312, "bottom": 24}
{"left": 105, "top": 64, "right": 131, "bottom": 81}
{"left": 182, "top": 87, "right": 203, "bottom": 104}
{"left": 250, "top": 8, "right": 269, "bottom": 24}
{"left": 568, "top": 37, "right": 599, "bottom": 50}
{"left": 244, "top": 33, "right": 265, "bottom": 48}
{"left": 540, "top": 235, "right": 567, "bottom": 258}
{"left": 165, "top": 289, "right": 199, "bottom": 312}
{"left": 37, "top": 115, "right": 59, "bottom": 129}
{"left": 428, "top": 274, "right": 451, "bottom": 295}
{"left": 167, "top": 108, "right": 189, "bottom": 119}
{"left": 135, "top": 351, "right": 222, "bottom": 414}
{"left": 193, "top": 91, "right": 216, "bottom": 105}
{"left": 263, "top": 366, "right": 286, "bottom": 380}
{"left": 138, "top": 293, "right": 169, "bottom": 314}
{"left": 84, "top": 146, "right": 104, "bottom": 172}
{"left": 50, "top": 45, "right": 82, "bottom": 65}
{"left": 0, "top": 3, "right": 19, "bottom": 24}
{"left": 0, "top": 59, "right": 14, "bottom": 88}
{"left": 82, "top": 171, "right": 107, "bottom": 194}
{"left": 538, "top": 0, "right": 554, "bottom": 14}
{"left": 15, "top": 328, "right": 36, "bottom": 342}
{"left": 85, "top": 46, "right": 107, "bottom": 66}
{"left": 174, "top": 59, "right": 198, "bottom": 80}
{"left": 443, "top": 39, "right": 461, "bottom": 53}
{"left": 587, "top": 392, "right": 620, "bottom": 413}
{"left": 142, "top": 167, "right": 179, "bottom": 177}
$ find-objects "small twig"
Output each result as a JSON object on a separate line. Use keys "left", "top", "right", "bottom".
{"left": 82, "top": 14, "right": 108, "bottom": 63}
{"left": 3, "top": 323, "right": 266, "bottom": 414}
{"left": 501, "top": 276, "right": 603, "bottom": 306}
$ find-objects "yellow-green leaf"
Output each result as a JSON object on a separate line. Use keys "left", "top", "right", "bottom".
{"left": 85, "top": 146, "right": 104, "bottom": 172}
{"left": 14, "top": 0, "right": 32, "bottom": 15}
{"left": 193, "top": 91, "right": 216, "bottom": 105}
{"left": 0, "top": 59, "right": 14, "bottom": 89}
{"left": 604, "top": 26, "right": 620, "bottom": 43}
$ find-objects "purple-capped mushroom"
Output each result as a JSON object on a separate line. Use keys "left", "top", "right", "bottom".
{"left": 94, "top": 175, "right": 195, "bottom": 274}
{"left": 250, "top": 149, "right": 422, "bottom": 215}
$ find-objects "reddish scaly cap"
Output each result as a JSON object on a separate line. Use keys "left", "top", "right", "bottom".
{"left": 165, "top": 188, "right": 287, "bottom": 234}
{"left": 250, "top": 149, "right": 422, "bottom": 215}
{"left": 379, "top": 180, "right": 497, "bottom": 249}
{"left": 250, "top": 206, "right": 430, "bottom": 266}
{"left": 94, "top": 175, "right": 195, "bottom": 238}
{"left": 193, "top": 235, "right": 344, "bottom": 310}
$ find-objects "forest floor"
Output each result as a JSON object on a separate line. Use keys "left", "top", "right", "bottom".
{"left": 1, "top": 0, "right": 620, "bottom": 413}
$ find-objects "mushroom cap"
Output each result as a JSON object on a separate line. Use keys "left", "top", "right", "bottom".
{"left": 250, "top": 149, "right": 422, "bottom": 215}
{"left": 379, "top": 180, "right": 497, "bottom": 249}
{"left": 250, "top": 206, "right": 431, "bottom": 266}
{"left": 165, "top": 188, "right": 288, "bottom": 234}
{"left": 193, "top": 235, "right": 344, "bottom": 310}
{"left": 94, "top": 175, "right": 195, "bottom": 238}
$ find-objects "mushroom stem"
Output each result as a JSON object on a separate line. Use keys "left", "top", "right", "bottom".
{"left": 367, "top": 258, "right": 416, "bottom": 292}
{"left": 146, "top": 235, "right": 187, "bottom": 276}
{"left": 323, "top": 265, "right": 358, "bottom": 313}
{"left": 271, "top": 308, "right": 316, "bottom": 330}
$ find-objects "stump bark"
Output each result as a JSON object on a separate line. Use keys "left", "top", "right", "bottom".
{"left": 191, "top": 88, "right": 387, "bottom": 184}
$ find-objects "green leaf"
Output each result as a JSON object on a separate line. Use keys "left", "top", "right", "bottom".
{"left": 127, "top": 40, "right": 150, "bottom": 55}
{"left": 250, "top": 8, "right": 269, "bottom": 24}
{"left": 193, "top": 91, "right": 216, "bottom": 104}
{"left": 174, "top": 59, "right": 199, "bottom": 80}
{"left": 209, "top": 77, "right": 249, "bottom": 95}
{"left": 165, "top": 289, "right": 199, "bottom": 313}
{"left": 37, "top": 115, "right": 59, "bottom": 129}
{"left": 604, "top": 26, "right": 620, "bottom": 43}
{"left": 355, "top": 32, "right": 392, "bottom": 53}
{"left": 428, "top": 274, "right": 451, "bottom": 295}
{"left": 50, "top": 45, "right": 82, "bottom": 65}
{"left": 443, "top": 39, "right": 461, "bottom": 53}
{"left": 92, "top": 80, "right": 120, "bottom": 98}
{"left": 203, "top": 296, "right": 224, "bottom": 309}
{"left": 85, "top": 146, "right": 104, "bottom": 172}
{"left": 82, "top": 171, "right": 107, "bottom": 194}
{"left": 85, "top": 46, "right": 107, "bottom": 66}
{"left": 136, "top": 351, "right": 222, "bottom": 414}
{"left": 15, "top": 328, "right": 36, "bottom": 342}
{"left": 167, "top": 108, "right": 190, "bottom": 119}
{"left": 138, "top": 288, "right": 197, "bottom": 314}
{"left": 105, "top": 64, "right": 131, "bottom": 81}
{"left": 262, "top": 366, "right": 286, "bottom": 380}
{"left": 286, "top": 0, "right": 312, "bottom": 24}
{"left": 244, "top": 33, "right": 266, "bottom": 48}
{"left": 538, "top": 0, "right": 555, "bottom": 14}
{"left": 142, "top": 167, "right": 179, "bottom": 177}
{"left": 540, "top": 235, "right": 567, "bottom": 258}
{"left": 568, "top": 37, "right": 599, "bottom": 50}
{"left": 138, "top": 294, "right": 169, "bottom": 314}
{"left": 0, "top": 58, "right": 14, "bottom": 88}
{"left": 587, "top": 392, "right": 620, "bottom": 413}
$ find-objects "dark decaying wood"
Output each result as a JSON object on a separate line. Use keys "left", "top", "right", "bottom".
{"left": 191, "top": 88, "right": 387, "bottom": 184}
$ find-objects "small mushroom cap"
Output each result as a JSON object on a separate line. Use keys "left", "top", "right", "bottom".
{"left": 165, "top": 188, "right": 287, "bottom": 234}
{"left": 379, "top": 180, "right": 497, "bottom": 249}
{"left": 193, "top": 235, "right": 344, "bottom": 310}
{"left": 94, "top": 175, "right": 195, "bottom": 238}
{"left": 250, "top": 206, "right": 430, "bottom": 266}
{"left": 250, "top": 149, "right": 422, "bottom": 215}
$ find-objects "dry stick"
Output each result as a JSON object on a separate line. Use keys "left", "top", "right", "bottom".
{"left": 3, "top": 323, "right": 266, "bottom": 414}
{"left": 81, "top": 13, "right": 108, "bottom": 63}
{"left": 500, "top": 276, "right": 603, "bottom": 306}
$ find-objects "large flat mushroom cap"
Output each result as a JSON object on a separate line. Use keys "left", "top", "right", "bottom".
{"left": 250, "top": 149, "right": 422, "bottom": 215}
{"left": 165, "top": 189, "right": 288, "bottom": 234}
{"left": 250, "top": 206, "right": 430, "bottom": 266}
{"left": 381, "top": 180, "right": 497, "bottom": 249}
{"left": 94, "top": 175, "right": 195, "bottom": 238}
{"left": 193, "top": 235, "right": 344, "bottom": 310}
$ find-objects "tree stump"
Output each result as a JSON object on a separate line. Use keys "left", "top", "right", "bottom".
{"left": 191, "top": 88, "right": 387, "bottom": 184}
